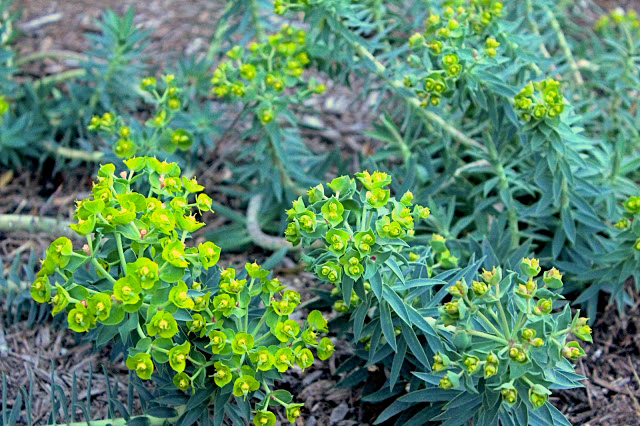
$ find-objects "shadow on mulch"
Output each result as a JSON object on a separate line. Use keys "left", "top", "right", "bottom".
{"left": 555, "top": 284, "right": 640, "bottom": 425}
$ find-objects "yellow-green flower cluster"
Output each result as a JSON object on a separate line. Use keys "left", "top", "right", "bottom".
{"left": 30, "top": 158, "right": 333, "bottom": 424}
{"left": 210, "top": 25, "right": 323, "bottom": 124}
{"left": 273, "top": 0, "right": 310, "bottom": 15}
{"left": 514, "top": 78, "right": 565, "bottom": 122}
{"left": 88, "top": 74, "right": 192, "bottom": 157}
{"left": 616, "top": 195, "right": 640, "bottom": 252}
{"left": 0, "top": 95, "right": 8, "bottom": 122}
{"left": 433, "top": 262, "right": 589, "bottom": 410}
{"left": 595, "top": 8, "right": 639, "bottom": 33}
{"left": 285, "top": 171, "right": 434, "bottom": 313}
{"left": 404, "top": 3, "right": 502, "bottom": 108}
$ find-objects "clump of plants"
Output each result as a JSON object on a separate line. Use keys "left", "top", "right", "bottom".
{"left": 423, "top": 261, "right": 589, "bottom": 423}
{"left": 31, "top": 158, "right": 334, "bottom": 424}
{"left": 285, "top": 172, "right": 589, "bottom": 424}
{"left": 9, "top": 0, "right": 640, "bottom": 423}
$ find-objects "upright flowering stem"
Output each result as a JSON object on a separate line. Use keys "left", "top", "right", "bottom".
{"left": 475, "top": 310, "right": 505, "bottom": 338}
{"left": 251, "top": 0, "right": 265, "bottom": 43}
{"left": 466, "top": 330, "right": 509, "bottom": 345}
{"left": 349, "top": 43, "right": 487, "bottom": 153}
{"left": 91, "top": 258, "right": 116, "bottom": 284}
{"left": 494, "top": 281, "right": 512, "bottom": 340}
{"left": 542, "top": 5, "right": 584, "bottom": 85}
{"left": 115, "top": 234, "right": 128, "bottom": 276}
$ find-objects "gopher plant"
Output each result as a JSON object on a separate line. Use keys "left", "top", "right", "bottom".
{"left": 30, "top": 158, "right": 334, "bottom": 425}
{"left": 286, "top": 172, "right": 589, "bottom": 425}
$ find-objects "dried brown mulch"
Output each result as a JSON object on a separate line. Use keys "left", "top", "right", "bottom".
{"left": 555, "top": 287, "right": 640, "bottom": 425}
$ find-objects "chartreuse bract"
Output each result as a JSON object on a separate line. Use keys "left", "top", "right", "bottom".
{"left": 210, "top": 24, "right": 324, "bottom": 125}
{"left": 31, "top": 157, "right": 334, "bottom": 424}
{"left": 286, "top": 172, "right": 589, "bottom": 425}
{"left": 404, "top": 2, "right": 504, "bottom": 107}
{"left": 88, "top": 74, "right": 195, "bottom": 158}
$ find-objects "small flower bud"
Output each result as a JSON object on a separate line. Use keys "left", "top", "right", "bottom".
{"left": 82, "top": 244, "right": 91, "bottom": 255}
{"left": 471, "top": 280, "right": 488, "bottom": 297}
{"left": 543, "top": 267, "right": 563, "bottom": 289}
{"left": 521, "top": 328, "right": 536, "bottom": 340}
{"left": 529, "top": 385, "right": 550, "bottom": 408}
{"left": 501, "top": 388, "right": 517, "bottom": 404}
{"left": 409, "top": 33, "right": 424, "bottom": 48}
{"left": 439, "top": 376, "right": 453, "bottom": 390}
{"left": 520, "top": 258, "right": 541, "bottom": 277}
{"left": 484, "top": 363, "right": 497, "bottom": 378}
{"left": 480, "top": 267, "right": 501, "bottom": 286}
{"left": 534, "top": 299, "right": 552, "bottom": 315}
{"left": 562, "top": 342, "right": 585, "bottom": 360}
{"left": 447, "top": 280, "right": 467, "bottom": 297}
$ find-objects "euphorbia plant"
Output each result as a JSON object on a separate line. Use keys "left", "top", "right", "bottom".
{"left": 210, "top": 24, "right": 324, "bottom": 125}
{"left": 88, "top": 74, "right": 195, "bottom": 158}
{"left": 284, "top": 171, "right": 589, "bottom": 424}
{"left": 31, "top": 157, "right": 334, "bottom": 424}
{"left": 416, "top": 260, "right": 589, "bottom": 424}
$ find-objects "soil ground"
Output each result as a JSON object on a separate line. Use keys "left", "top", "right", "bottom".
{"left": 2, "top": 0, "right": 640, "bottom": 425}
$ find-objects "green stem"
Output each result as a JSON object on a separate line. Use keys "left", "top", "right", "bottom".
{"left": 349, "top": 43, "right": 486, "bottom": 153}
{"left": 494, "top": 282, "right": 512, "bottom": 339}
{"left": 52, "top": 406, "right": 185, "bottom": 426}
{"left": 525, "top": 0, "right": 551, "bottom": 61}
{"left": 91, "top": 258, "right": 116, "bottom": 284}
{"left": 33, "top": 69, "right": 86, "bottom": 89}
{"left": 551, "top": 327, "right": 571, "bottom": 338}
{"left": 206, "top": 1, "right": 234, "bottom": 61}
{"left": 488, "top": 138, "right": 519, "bottom": 249}
{"left": 254, "top": 331, "right": 272, "bottom": 346}
{"left": 246, "top": 194, "right": 298, "bottom": 252}
{"left": 466, "top": 329, "right": 509, "bottom": 345}
{"left": 542, "top": 5, "right": 584, "bottom": 85}
{"left": 0, "top": 214, "right": 75, "bottom": 237}
{"left": 15, "top": 50, "right": 88, "bottom": 66}
{"left": 521, "top": 376, "right": 535, "bottom": 387}
{"left": 476, "top": 310, "right": 506, "bottom": 338}
{"left": 136, "top": 323, "right": 146, "bottom": 339}
{"left": 250, "top": 0, "right": 265, "bottom": 43}
{"left": 42, "top": 141, "right": 104, "bottom": 162}
{"left": 152, "top": 346, "right": 169, "bottom": 354}
{"left": 115, "top": 234, "right": 128, "bottom": 276}
{"left": 251, "top": 314, "right": 267, "bottom": 337}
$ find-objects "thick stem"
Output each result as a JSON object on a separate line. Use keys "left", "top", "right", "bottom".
{"left": 246, "top": 194, "right": 297, "bottom": 252}
{"left": 250, "top": 0, "right": 265, "bottom": 43}
{"left": 42, "top": 141, "right": 104, "bottom": 162}
{"left": 205, "top": 1, "right": 235, "bottom": 61}
{"left": 525, "top": 0, "right": 551, "bottom": 60}
{"left": 91, "top": 258, "right": 117, "bottom": 284}
{"left": 494, "top": 282, "right": 512, "bottom": 340}
{"left": 542, "top": 5, "right": 584, "bottom": 85}
{"left": 349, "top": 43, "right": 486, "bottom": 153}
{"left": 115, "top": 234, "right": 128, "bottom": 276}
{"left": 33, "top": 69, "right": 86, "bottom": 88}
{"left": 476, "top": 310, "right": 506, "bottom": 339}
{"left": 52, "top": 405, "right": 185, "bottom": 426}
{"left": 0, "top": 214, "right": 75, "bottom": 237}
{"left": 15, "top": 50, "right": 88, "bottom": 66}
{"left": 466, "top": 329, "right": 509, "bottom": 345}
